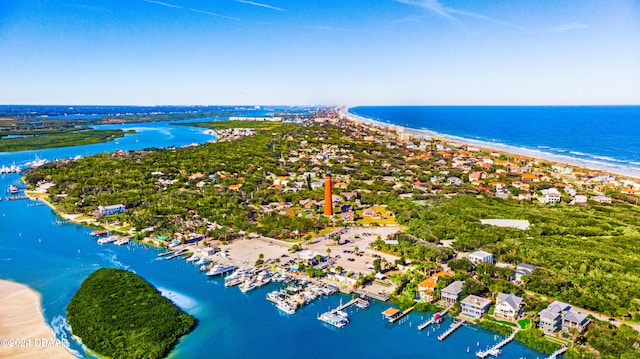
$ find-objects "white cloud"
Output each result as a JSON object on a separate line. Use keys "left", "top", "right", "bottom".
{"left": 235, "top": 0, "right": 286, "bottom": 12}
{"left": 544, "top": 22, "right": 588, "bottom": 33}
{"left": 393, "top": 0, "right": 519, "bottom": 28}
{"left": 142, "top": 0, "right": 183, "bottom": 9}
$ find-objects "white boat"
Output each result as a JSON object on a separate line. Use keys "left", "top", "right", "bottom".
{"left": 240, "top": 280, "right": 257, "bottom": 293}
{"left": 97, "top": 235, "right": 118, "bottom": 244}
{"left": 114, "top": 237, "right": 130, "bottom": 246}
{"left": 206, "top": 264, "right": 236, "bottom": 276}
{"left": 276, "top": 301, "right": 296, "bottom": 315}
{"left": 186, "top": 255, "right": 200, "bottom": 262}
{"left": 318, "top": 312, "right": 349, "bottom": 328}
{"left": 7, "top": 185, "right": 19, "bottom": 194}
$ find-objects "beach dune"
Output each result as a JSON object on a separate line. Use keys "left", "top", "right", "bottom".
{"left": 0, "top": 280, "right": 76, "bottom": 359}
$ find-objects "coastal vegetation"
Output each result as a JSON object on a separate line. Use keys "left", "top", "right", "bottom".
{"left": 0, "top": 129, "right": 130, "bottom": 152}
{"left": 24, "top": 118, "right": 640, "bottom": 358}
{"left": 66, "top": 268, "right": 195, "bottom": 359}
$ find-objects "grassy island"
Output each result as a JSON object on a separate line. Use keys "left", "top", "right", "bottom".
{"left": 0, "top": 129, "right": 130, "bottom": 152}
{"left": 66, "top": 268, "right": 195, "bottom": 359}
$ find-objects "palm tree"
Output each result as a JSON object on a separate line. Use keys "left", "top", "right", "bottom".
{"left": 326, "top": 247, "right": 331, "bottom": 258}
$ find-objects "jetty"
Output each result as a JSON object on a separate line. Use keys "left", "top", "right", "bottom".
{"left": 418, "top": 306, "right": 451, "bottom": 331}
{"left": 476, "top": 330, "right": 517, "bottom": 358}
{"left": 157, "top": 250, "right": 174, "bottom": 257}
{"left": 166, "top": 248, "right": 189, "bottom": 260}
{"left": 335, "top": 297, "right": 370, "bottom": 312}
{"left": 545, "top": 346, "right": 568, "bottom": 359}
{"left": 437, "top": 319, "right": 465, "bottom": 341}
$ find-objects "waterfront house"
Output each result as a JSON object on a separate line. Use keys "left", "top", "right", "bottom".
{"left": 460, "top": 295, "right": 492, "bottom": 318}
{"left": 94, "top": 204, "right": 125, "bottom": 217}
{"left": 494, "top": 293, "right": 524, "bottom": 321}
{"left": 469, "top": 250, "right": 494, "bottom": 264}
{"left": 417, "top": 278, "right": 437, "bottom": 302}
{"left": 562, "top": 309, "right": 591, "bottom": 333}
{"left": 441, "top": 280, "right": 464, "bottom": 305}
{"left": 513, "top": 263, "right": 537, "bottom": 283}
{"left": 539, "top": 301, "right": 571, "bottom": 334}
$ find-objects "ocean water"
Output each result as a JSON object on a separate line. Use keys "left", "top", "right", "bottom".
{"left": 350, "top": 106, "right": 640, "bottom": 177}
{"left": 0, "top": 118, "right": 545, "bottom": 358}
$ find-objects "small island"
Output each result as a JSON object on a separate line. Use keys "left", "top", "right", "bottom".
{"left": 66, "top": 268, "right": 196, "bottom": 359}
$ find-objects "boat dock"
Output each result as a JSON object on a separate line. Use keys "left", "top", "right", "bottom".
{"left": 476, "top": 330, "right": 517, "bottom": 358}
{"left": 389, "top": 306, "right": 414, "bottom": 323}
{"left": 437, "top": 319, "right": 465, "bottom": 341}
{"left": 166, "top": 248, "right": 189, "bottom": 260}
{"left": 335, "top": 297, "right": 370, "bottom": 312}
{"left": 545, "top": 346, "right": 568, "bottom": 359}
{"left": 418, "top": 306, "right": 451, "bottom": 331}
{"left": 157, "top": 250, "right": 175, "bottom": 257}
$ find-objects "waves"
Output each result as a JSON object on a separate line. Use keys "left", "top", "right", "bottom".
{"left": 50, "top": 315, "right": 82, "bottom": 358}
{"left": 349, "top": 106, "right": 640, "bottom": 178}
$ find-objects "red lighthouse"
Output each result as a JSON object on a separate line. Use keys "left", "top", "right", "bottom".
{"left": 324, "top": 168, "right": 333, "bottom": 217}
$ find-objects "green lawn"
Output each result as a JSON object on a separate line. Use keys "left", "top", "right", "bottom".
{"left": 518, "top": 318, "right": 532, "bottom": 329}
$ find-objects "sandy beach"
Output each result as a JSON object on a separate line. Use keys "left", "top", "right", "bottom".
{"left": 0, "top": 280, "right": 76, "bottom": 359}
{"left": 341, "top": 106, "right": 640, "bottom": 180}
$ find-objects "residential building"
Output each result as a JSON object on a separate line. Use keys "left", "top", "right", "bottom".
{"left": 494, "top": 293, "right": 524, "bottom": 320}
{"left": 441, "top": 280, "right": 464, "bottom": 305}
{"left": 94, "top": 204, "right": 125, "bottom": 217}
{"left": 539, "top": 301, "right": 570, "bottom": 333}
{"left": 416, "top": 271, "right": 454, "bottom": 302}
{"left": 513, "top": 263, "right": 537, "bottom": 283}
{"left": 460, "top": 295, "right": 492, "bottom": 318}
{"left": 539, "top": 301, "right": 590, "bottom": 334}
{"left": 469, "top": 250, "right": 494, "bottom": 264}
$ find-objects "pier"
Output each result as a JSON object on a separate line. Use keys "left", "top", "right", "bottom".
{"left": 545, "top": 346, "right": 568, "bottom": 359}
{"left": 418, "top": 306, "right": 451, "bottom": 331}
{"left": 476, "top": 330, "right": 517, "bottom": 358}
{"left": 389, "top": 306, "right": 414, "bottom": 323}
{"left": 437, "top": 319, "right": 465, "bottom": 341}
{"left": 166, "top": 249, "right": 189, "bottom": 260}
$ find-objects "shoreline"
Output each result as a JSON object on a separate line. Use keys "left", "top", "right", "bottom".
{"left": 341, "top": 106, "right": 640, "bottom": 180}
{"left": 0, "top": 280, "right": 77, "bottom": 359}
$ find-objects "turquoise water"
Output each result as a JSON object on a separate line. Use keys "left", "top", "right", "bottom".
{"left": 0, "top": 120, "right": 545, "bottom": 358}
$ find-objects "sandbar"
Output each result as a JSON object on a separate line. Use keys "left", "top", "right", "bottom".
{"left": 0, "top": 280, "right": 76, "bottom": 359}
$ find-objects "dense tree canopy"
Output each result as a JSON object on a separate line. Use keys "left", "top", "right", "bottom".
{"left": 67, "top": 268, "right": 195, "bottom": 359}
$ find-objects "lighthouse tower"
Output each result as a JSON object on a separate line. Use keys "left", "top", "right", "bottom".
{"left": 323, "top": 168, "right": 333, "bottom": 217}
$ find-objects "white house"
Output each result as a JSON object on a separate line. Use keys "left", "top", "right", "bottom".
{"left": 95, "top": 204, "right": 125, "bottom": 217}
{"left": 469, "top": 250, "right": 494, "bottom": 264}
{"left": 494, "top": 292, "right": 524, "bottom": 320}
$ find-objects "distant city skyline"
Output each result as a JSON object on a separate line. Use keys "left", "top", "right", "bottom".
{"left": 1, "top": 0, "right": 639, "bottom": 105}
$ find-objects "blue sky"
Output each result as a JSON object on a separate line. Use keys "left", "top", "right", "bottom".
{"left": 1, "top": 0, "right": 639, "bottom": 105}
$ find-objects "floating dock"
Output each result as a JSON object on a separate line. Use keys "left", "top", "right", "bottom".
{"left": 476, "top": 330, "right": 517, "bottom": 358}
{"left": 437, "top": 319, "right": 465, "bottom": 341}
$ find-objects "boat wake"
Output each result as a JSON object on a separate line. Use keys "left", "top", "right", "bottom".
{"left": 97, "top": 252, "right": 134, "bottom": 273}
{"left": 158, "top": 287, "right": 200, "bottom": 314}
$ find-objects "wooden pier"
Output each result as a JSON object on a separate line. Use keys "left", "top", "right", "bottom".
{"left": 166, "top": 249, "right": 188, "bottom": 260}
{"left": 476, "top": 330, "right": 517, "bottom": 358}
{"left": 545, "top": 346, "right": 568, "bottom": 359}
{"left": 437, "top": 319, "right": 465, "bottom": 341}
{"left": 418, "top": 306, "right": 451, "bottom": 331}
{"left": 390, "top": 306, "right": 414, "bottom": 323}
